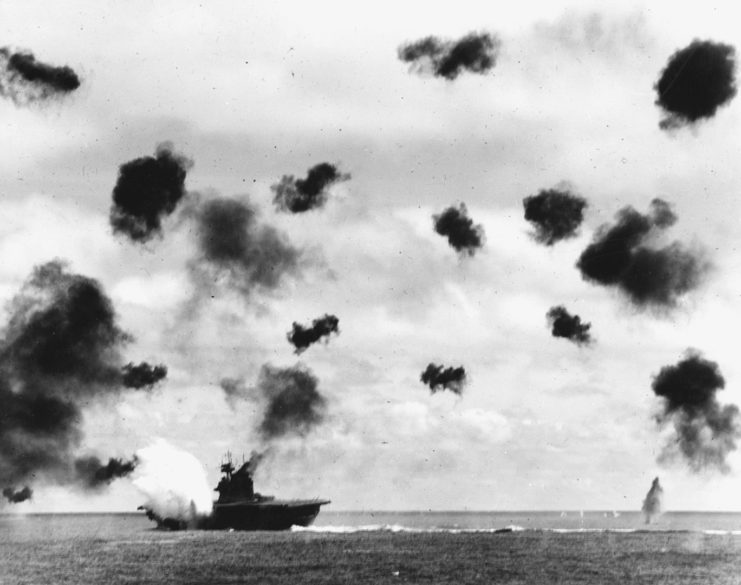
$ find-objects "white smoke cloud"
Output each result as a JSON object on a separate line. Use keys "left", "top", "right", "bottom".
{"left": 133, "top": 439, "right": 213, "bottom": 520}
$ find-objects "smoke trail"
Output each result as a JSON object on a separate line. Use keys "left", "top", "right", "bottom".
{"left": 651, "top": 350, "right": 740, "bottom": 472}
{"left": 0, "top": 260, "right": 167, "bottom": 497}
{"left": 641, "top": 477, "right": 663, "bottom": 524}
{"left": 576, "top": 199, "right": 707, "bottom": 309}
{"left": 245, "top": 450, "right": 267, "bottom": 475}
{"left": 2, "top": 486, "right": 32, "bottom": 504}
{"left": 272, "top": 163, "right": 350, "bottom": 213}
{"left": 433, "top": 203, "right": 485, "bottom": 256}
{"left": 398, "top": 32, "right": 501, "bottom": 80}
{"left": 257, "top": 364, "right": 327, "bottom": 440}
{"left": 110, "top": 143, "right": 193, "bottom": 243}
{"left": 192, "top": 197, "right": 301, "bottom": 297}
{"left": 287, "top": 314, "right": 340, "bottom": 354}
{"left": 420, "top": 363, "right": 467, "bottom": 395}
{"left": 546, "top": 306, "right": 592, "bottom": 346}
{"left": 523, "top": 187, "right": 587, "bottom": 245}
{"left": 73, "top": 456, "right": 138, "bottom": 489}
{"left": 122, "top": 362, "right": 168, "bottom": 389}
{"left": 0, "top": 47, "right": 80, "bottom": 105}
{"left": 655, "top": 40, "right": 737, "bottom": 130}
{"left": 133, "top": 440, "right": 213, "bottom": 522}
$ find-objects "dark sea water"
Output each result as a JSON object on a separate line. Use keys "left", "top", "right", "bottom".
{"left": 1, "top": 511, "right": 740, "bottom": 584}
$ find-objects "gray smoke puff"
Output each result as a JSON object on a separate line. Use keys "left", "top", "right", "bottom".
{"left": 655, "top": 39, "right": 737, "bottom": 130}
{"left": 0, "top": 260, "right": 131, "bottom": 389}
{"left": 121, "top": 362, "right": 167, "bottom": 389}
{"left": 576, "top": 199, "right": 708, "bottom": 309}
{"left": 523, "top": 187, "right": 588, "bottom": 245}
{"left": 398, "top": 32, "right": 501, "bottom": 80}
{"left": 246, "top": 450, "right": 267, "bottom": 475}
{"left": 0, "top": 260, "right": 164, "bottom": 497}
{"left": 420, "top": 363, "right": 467, "bottom": 395}
{"left": 433, "top": 203, "right": 485, "bottom": 256}
{"left": 73, "top": 456, "right": 138, "bottom": 490}
{"left": 641, "top": 477, "right": 663, "bottom": 524}
{"left": 651, "top": 350, "right": 740, "bottom": 473}
{"left": 193, "top": 197, "right": 302, "bottom": 296}
{"left": 272, "top": 163, "right": 350, "bottom": 213}
{"left": 110, "top": 143, "right": 193, "bottom": 243}
{"left": 257, "top": 364, "right": 327, "bottom": 440}
{"left": 219, "top": 377, "right": 250, "bottom": 409}
{"left": 2, "top": 486, "right": 32, "bottom": 504}
{"left": 0, "top": 47, "right": 80, "bottom": 106}
{"left": 287, "top": 314, "right": 340, "bottom": 354}
{"left": 546, "top": 306, "right": 592, "bottom": 346}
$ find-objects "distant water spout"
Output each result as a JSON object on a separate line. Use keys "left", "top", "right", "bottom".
{"left": 642, "top": 477, "right": 663, "bottom": 524}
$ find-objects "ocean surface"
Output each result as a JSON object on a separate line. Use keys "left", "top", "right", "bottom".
{"left": 1, "top": 511, "right": 740, "bottom": 584}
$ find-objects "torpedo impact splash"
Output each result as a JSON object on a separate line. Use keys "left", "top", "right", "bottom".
{"left": 138, "top": 448, "right": 330, "bottom": 531}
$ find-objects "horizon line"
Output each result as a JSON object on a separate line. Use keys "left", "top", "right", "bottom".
{"left": 3, "top": 509, "right": 741, "bottom": 516}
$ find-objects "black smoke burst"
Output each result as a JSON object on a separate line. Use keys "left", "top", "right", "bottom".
{"left": 546, "top": 306, "right": 592, "bottom": 346}
{"left": 0, "top": 47, "right": 80, "bottom": 106}
{"left": 287, "top": 314, "right": 340, "bottom": 354}
{"left": 433, "top": 203, "right": 485, "bottom": 256}
{"left": 110, "top": 143, "right": 193, "bottom": 243}
{"left": 523, "top": 187, "right": 587, "bottom": 245}
{"left": 0, "top": 261, "right": 164, "bottom": 499}
{"left": 420, "top": 363, "right": 467, "bottom": 395}
{"left": 652, "top": 351, "right": 740, "bottom": 473}
{"left": 576, "top": 199, "right": 707, "bottom": 309}
{"left": 655, "top": 39, "right": 737, "bottom": 130}
{"left": 121, "top": 362, "right": 168, "bottom": 389}
{"left": 398, "top": 32, "right": 501, "bottom": 80}
{"left": 272, "top": 163, "right": 350, "bottom": 213}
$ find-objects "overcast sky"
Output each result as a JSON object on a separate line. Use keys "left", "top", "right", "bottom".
{"left": 2, "top": 0, "right": 741, "bottom": 512}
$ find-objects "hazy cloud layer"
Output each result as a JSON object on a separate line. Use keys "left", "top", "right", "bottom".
{"left": 534, "top": 11, "right": 649, "bottom": 57}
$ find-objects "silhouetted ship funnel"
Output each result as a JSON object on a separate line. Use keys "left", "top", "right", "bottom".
{"left": 140, "top": 453, "right": 330, "bottom": 531}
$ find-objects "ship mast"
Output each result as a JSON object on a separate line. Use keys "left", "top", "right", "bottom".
{"left": 221, "top": 451, "right": 235, "bottom": 480}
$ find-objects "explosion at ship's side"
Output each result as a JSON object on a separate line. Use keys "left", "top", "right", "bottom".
{"left": 140, "top": 454, "right": 330, "bottom": 531}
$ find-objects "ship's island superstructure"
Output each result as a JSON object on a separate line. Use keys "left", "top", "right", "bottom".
{"left": 140, "top": 454, "right": 330, "bottom": 531}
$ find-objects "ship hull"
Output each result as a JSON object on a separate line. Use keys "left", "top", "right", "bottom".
{"left": 143, "top": 500, "right": 328, "bottom": 531}
{"left": 208, "top": 501, "right": 325, "bottom": 531}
